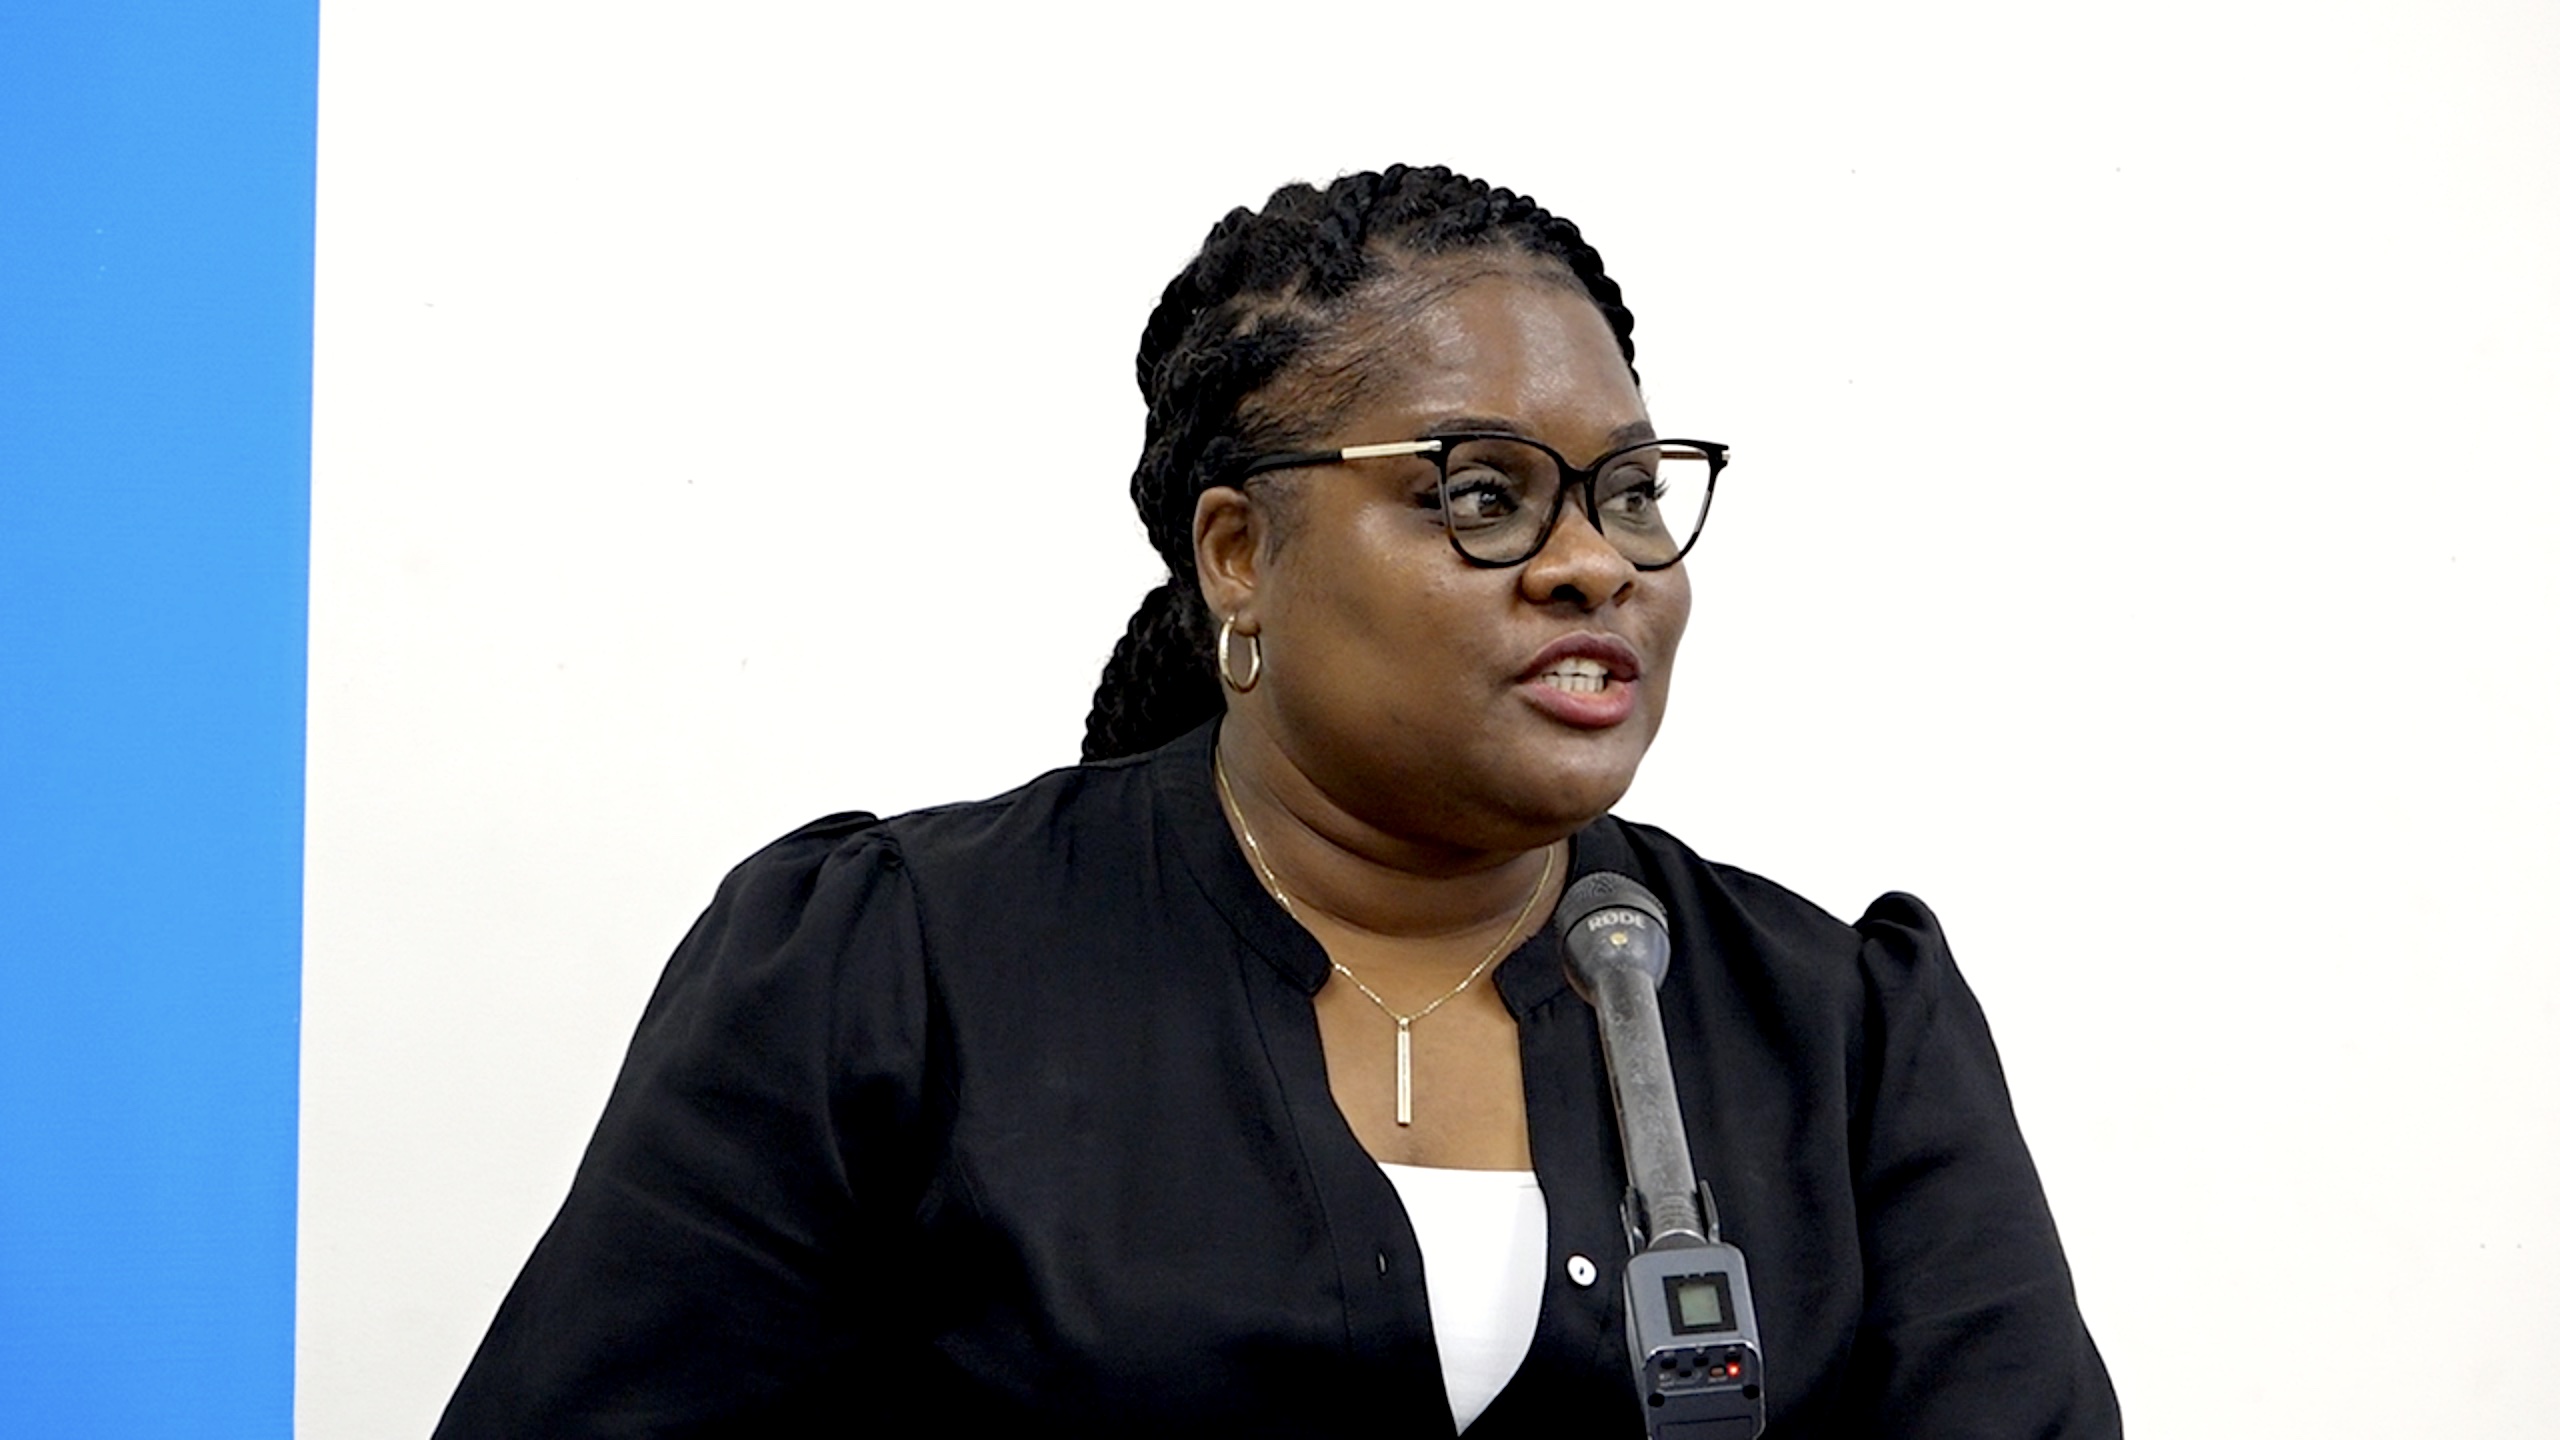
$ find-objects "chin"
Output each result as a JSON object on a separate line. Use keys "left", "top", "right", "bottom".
{"left": 1499, "top": 745, "right": 1649, "bottom": 837}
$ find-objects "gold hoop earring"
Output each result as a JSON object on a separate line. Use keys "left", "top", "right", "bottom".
{"left": 1217, "top": 615, "right": 1262, "bottom": 694}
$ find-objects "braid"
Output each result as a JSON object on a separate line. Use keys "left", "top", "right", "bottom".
{"left": 1080, "top": 165, "right": 1641, "bottom": 762}
{"left": 1081, "top": 579, "right": 1223, "bottom": 763}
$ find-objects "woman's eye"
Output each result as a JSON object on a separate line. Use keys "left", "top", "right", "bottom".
{"left": 1440, "top": 472, "right": 1527, "bottom": 527}
{"left": 1598, "top": 467, "right": 1663, "bottom": 520}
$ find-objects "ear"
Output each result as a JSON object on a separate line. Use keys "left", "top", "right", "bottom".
{"left": 1191, "top": 485, "right": 1264, "bottom": 626}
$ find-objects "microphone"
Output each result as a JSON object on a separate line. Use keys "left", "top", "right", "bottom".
{"left": 1555, "top": 872, "right": 1766, "bottom": 1439}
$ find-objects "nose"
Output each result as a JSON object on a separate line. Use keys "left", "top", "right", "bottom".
{"left": 1518, "top": 489, "right": 1640, "bottom": 611}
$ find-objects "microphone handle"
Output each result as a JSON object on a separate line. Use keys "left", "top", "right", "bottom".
{"left": 1588, "top": 965, "right": 1712, "bottom": 1249}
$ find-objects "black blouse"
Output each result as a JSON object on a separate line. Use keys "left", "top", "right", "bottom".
{"left": 436, "top": 724, "right": 2119, "bottom": 1438}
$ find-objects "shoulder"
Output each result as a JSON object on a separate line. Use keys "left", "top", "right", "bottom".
{"left": 1592, "top": 815, "right": 1964, "bottom": 1017}
{"left": 735, "top": 737, "right": 1167, "bottom": 870}
{"left": 622, "top": 751, "right": 1184, "bottom": 1111}
{"left": 713, "top": 737, "right": 1187, "bottom": 944}
{"left": 1593, "top": 814, "right": 1868, "bottom": 961}
{"left": 873, "top": 744, "right": 1163, "bottom": 865}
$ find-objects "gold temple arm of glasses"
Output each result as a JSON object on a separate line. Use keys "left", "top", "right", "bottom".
{"left": 1336, "top": 440, "right": 1445, "bottom": 462}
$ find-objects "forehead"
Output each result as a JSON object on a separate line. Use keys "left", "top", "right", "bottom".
{"left": 1325, "top": 267, "right": 1646, "bottom": 453}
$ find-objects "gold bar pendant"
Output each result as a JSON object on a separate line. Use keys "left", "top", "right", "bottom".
{"left": 1395, "top": 1018, "right": 1413, "bottom": 1126}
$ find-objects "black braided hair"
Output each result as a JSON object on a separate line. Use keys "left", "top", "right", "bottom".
{"left": 1078, "top": 164, "right": 1639, "bottom": 762}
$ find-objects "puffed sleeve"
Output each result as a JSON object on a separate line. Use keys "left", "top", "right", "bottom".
{"left": 433, "top": 813, "right": 934, "bottom": 1438}
{"left": 1841, "top": 893, "right": 2121, "bottom": 1437}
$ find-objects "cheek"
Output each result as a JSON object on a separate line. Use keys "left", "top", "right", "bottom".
{"left": 1650, "top": 571, "right": 1693, "bottom": 674}
{"left": 1642, "top": 574, "right": 1694, "bottom": 728}
{"left": 1269, "top": 540, "right": 1487, "bottom": 696}
{"left": 1295, "top": 511, "right": 1437, "bottom": 629}
{"left": 1659, "top": 569, "right": 1695, "bottom": 648}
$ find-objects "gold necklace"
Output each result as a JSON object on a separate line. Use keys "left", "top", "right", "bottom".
{"left": 1213, "top": 747, "right": 1557, "bottom": 1127}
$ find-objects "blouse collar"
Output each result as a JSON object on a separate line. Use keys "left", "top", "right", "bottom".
{"left": 1151, "top": 720, "right": 1634, "bottom": 1019}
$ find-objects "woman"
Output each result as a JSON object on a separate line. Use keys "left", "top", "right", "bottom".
{"left": 437, "top": 166, "right": 2120, "bottom": 1437}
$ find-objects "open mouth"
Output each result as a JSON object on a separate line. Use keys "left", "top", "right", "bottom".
{"left": 1516, "top": 635, "right": 1642, "bottom": 727}
{"left": 1537, "top": 656, "right": 1613, "bottom": 695}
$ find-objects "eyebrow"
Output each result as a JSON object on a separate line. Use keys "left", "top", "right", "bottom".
{"left": 1416, "top": 415, "right": 1659, "bottom": 450}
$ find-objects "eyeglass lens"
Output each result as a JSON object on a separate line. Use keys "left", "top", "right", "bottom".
{"left": 1439, "top": 438, "right": 1717, "bottom": 566}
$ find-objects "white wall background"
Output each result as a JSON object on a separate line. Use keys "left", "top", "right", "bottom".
{"left": 301, "top": 2, "right": 2560, "bottom": 1434}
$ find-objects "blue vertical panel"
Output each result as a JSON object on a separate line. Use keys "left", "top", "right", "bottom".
{"left": 0, "top": 2, "right": 315, "bottom": 1436}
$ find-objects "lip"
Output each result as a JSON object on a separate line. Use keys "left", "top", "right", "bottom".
{"left": 1515, "top": 632, "right": 1644, "bottom": 729}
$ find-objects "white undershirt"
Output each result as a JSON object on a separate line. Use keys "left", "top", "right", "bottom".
{"left": 1376, "top": 1163, "right": 1548, "bottom": 1433}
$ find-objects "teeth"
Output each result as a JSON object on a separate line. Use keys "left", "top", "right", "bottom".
{"left": 1539, "top": 656, "right": 1610, "bottom": 694}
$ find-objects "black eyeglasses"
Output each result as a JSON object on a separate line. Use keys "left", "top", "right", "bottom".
{"left": 1231, "top": 432, "right": 1728, "bottom": 570}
